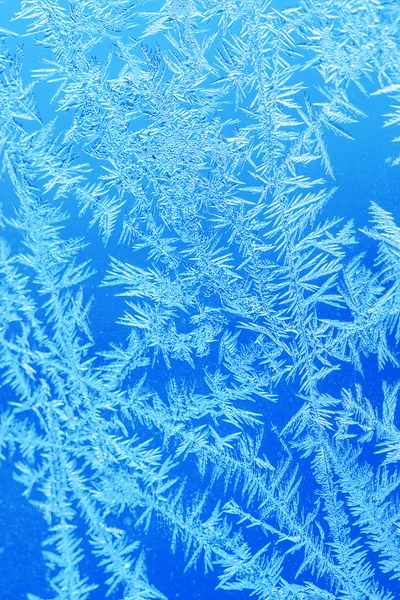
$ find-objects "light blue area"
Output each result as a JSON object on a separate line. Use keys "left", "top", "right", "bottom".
{"left": 0, "top": 1, "right": 400, "bottom": 599}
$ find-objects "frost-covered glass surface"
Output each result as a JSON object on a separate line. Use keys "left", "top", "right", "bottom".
{"left": 1, "top": 1, "right": 400, "bottom": 599}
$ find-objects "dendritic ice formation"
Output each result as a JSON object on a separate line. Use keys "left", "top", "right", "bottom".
{"left": 1, "top": 0, "right": 400, "bottom": 599}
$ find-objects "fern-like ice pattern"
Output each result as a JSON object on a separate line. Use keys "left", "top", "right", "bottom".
{"left": 0, "top": 1, "right": 400, "bottom": 599}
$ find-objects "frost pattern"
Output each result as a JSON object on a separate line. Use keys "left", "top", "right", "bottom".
{"left": 1, "top": 1, "right": 400, "bottom": 599}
